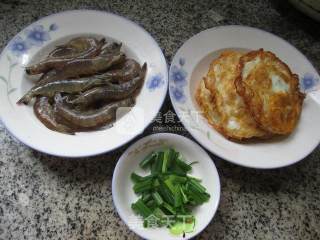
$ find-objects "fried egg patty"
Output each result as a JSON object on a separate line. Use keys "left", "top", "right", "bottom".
{"left": 196, "top": 78, "right": 224, "bottom": 135}
{"left": 235, "top": 49, "right": 305, "bottom": 135}
{"left": 198, "top": 51, "right": 268, "bottom": 140}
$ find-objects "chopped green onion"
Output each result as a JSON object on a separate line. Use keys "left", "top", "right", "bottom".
{"left": 162, "top": 148, "right": 175, "bottom": 173}
{"left": 152, "top": 192, "right": 164, "bottom": 205}
{"left": 179, "top": 185, "right": 188, "bottom": 204}
{"left": 175, "top": 157, "right": 192, "bottom": 172}
{"left": 131, "top": 148, "right": 211, "bottom": 235}
{"left": 170, "top": 217, "right": 195, "bottom": 235}
{"left": 188, "top": 179, "right": 207, "bottom": 193}
{"left": 169, "top": 175, "right": 187, "bottom": 184}
{"left": 133, "top": 178, "right": 153, "bottom": 194}
{"left": 131, "top": 172, "right": 144, "bottom": 183}
{"left": 162, "top": 202, "right": 176, "bottom": 215}
{"left": 140, "top": 152, "right": 157, "bottom": 169}
{"left": 153, "top": 207, "right": 166, "bottom": 219}
{"left": 187, "top": 175, "right": 202, "bottom": 182}
{"left": 159, "top": 181, "right": 175, "bottom": 205}
{"left": 164, "top": 178, "right": 176, "bottom": 194}
{"left": 131, "top": 199, "right": 152, "bottom": 218}
{"left": 189, "top": 161, "right": 199, "bottom": 166}
{"left": 142, "top": 193, "right": 152, "bottom": 203}
{"left": 146, "top": 199, "right": 156, "bottom": 209}
{"left": 174, "top": 185, "right": 183, "bottom": 207}
{"left": 151, "top": 152, "right": 163, "bottom": 174}
{"left": 153, "top": 178, "right": 160, "bottom": 188}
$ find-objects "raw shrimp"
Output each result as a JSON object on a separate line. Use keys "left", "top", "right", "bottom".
{"left": 101, "top": 58, "right": 141, "bottom": 82}
{"left": 69, "top": 63, "right": 146, "bottom": 106}
{"left": 33, "top": 96, "right": 74, "bottom": 134}
{"left": 55, "top": 95, "right": 135, "bottom": 128}
{"left": 30, "top": 52, "right": 126, "bottom": 90}
{"left": 17, "top": 74, "right": 113, "bottom": 104}
{"left": 48, "top": 37, "right": 102, "bottom": 58}
{"left": 26, "top": 37, "right": 106, "bottom": 75}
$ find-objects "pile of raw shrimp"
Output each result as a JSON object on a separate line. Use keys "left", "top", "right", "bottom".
{"left": 18, "top": 36, "right": 146, "bottom": 134}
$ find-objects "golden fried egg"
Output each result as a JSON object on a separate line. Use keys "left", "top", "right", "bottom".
{"left": 235, "top": 49, "right": 305, "bottom": 135}
{"left": 196, "top": 78, "right": 224, "bottom": 135}
{"left": 199, "top": 51, "right": 268, "bottom": 140}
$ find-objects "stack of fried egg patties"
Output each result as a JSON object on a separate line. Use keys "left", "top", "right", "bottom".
{"left": 196, "top": 49, "right": 305, "bottom": 141}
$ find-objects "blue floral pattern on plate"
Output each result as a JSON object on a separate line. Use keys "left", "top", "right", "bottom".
{"left": 9, "top": 23, "right": 58, "bottom": 57}
{"left": 171, "top": 65, "right": 187, "bottom": 87}
{"left": 170, "top": 85, "right": 186, "bottom": 103}
{"left": 147, "top": 73, "right": 164, "bottom": 91}
{"left": 25, "top": 25, "right": 51, "bottom": 46}
{"left": 2, "top": 23, "right": 58, "bottom": 105}
{"left": 170, "top": 57, "right": 187, "bottom": 103}
{"left": 300, "top": 73, "right": 320, "bottom": 92}
{"left": 9, "top": 36, "right": 30, "bottom": 57}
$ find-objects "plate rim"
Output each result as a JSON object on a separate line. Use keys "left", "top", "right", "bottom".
{"left": 169, "top": 24, "right": 320, "bottom": 169}
{"left": 0, "top": 9, "right": 168, "bottom": 158}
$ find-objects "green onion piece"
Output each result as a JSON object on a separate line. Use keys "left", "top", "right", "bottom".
{"left": 133, "top": 178, "right": 153, "bottom": 194}
{"left": 201, "top": 192, "right": 211, "bottom": 202}
{"left": 162, "top": 202, "right": 176, "bottom": 215}
{"left": 140, "top": 152, "right": 157, "bottom": 169}
{"left": 179, "top": 204, "right": 191, "bottom": 215}
{"left": 142, "top": 193, "right": 152, "bottom": 203}
{"left": 153, "top": 178, "right": 160, "bottom": 188}
{"left": 152, "top": 192, "right": 164, "bottom": 206}
{"left": 162, "top": 148, "right": 176, "bottom": 173}
{"left": 146, "top": 199, "right": 156, "bottom": 209}
{"left": 169, "top": 175, "right": 187, "bottom": 184}
{"left": 131, "top": 172, "right": 144, "bottom": 183}
{"left": 159, "top": 182, "right": 175, "bottom": 205}
{"left": 166, "top": 168, "right": 187, "bottom": 176}
{"left": 179, "top": 185, "right": 188, "bottom": 204}
{"left": 161, "top": 150, "right": 170, "bottom": 173}
{"left": 187, "top": 175, "right": 202, "bottom": 182}
{"left": 170, "top": 216, "right": 195, "bottom": 235}
{"left": 175, "top": 157, "right": 192, "bottom": 172}
{"left": 186, "top": 184, "right": 209, "bottom": 204}
{"left": 164, "top": 179, "right": 176, "bottom": 194}
{"left": 172, "top": 150, "right": 179, "bottom": 162}
{"left": 174, "top": 185, "right": 183, "bottom": 208}
{"left": 188, "top": 179, "right": 207, "bottom": 193}
{"left": 169, "top": 161, "right": 188, "bottom": 176}
{"left": 143, "top": 219, "right": 148, "bottom": 228}
{"left": 131, "top": 173, "right": 155, "bottom": 184}
{"left": 189, "top": 200, "right": 197, "bottom": 206}
{"left": 131, "top": 199, "right": 152, "bottom": 218}
{"left": 151, "top": 152, "right": 163, "bottom": 174}
{"left": 189, "top": 161, "right": 199, "bottom": 166}
{"left": 153, "top": 207, "right": 166, "bottom": 219}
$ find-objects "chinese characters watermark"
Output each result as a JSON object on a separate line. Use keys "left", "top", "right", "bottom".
{"left": 114, "top": 107, "right": 203, "bottom": 135}
{"left": 127, "top": 214, "right": 194, "bottom": 230}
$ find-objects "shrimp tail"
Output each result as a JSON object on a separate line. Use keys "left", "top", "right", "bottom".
{"left": 26, "top": 65, "right": 40, "bottom": 75}
{"left": 17, "top": 92, "right": 33, "bottom": 105}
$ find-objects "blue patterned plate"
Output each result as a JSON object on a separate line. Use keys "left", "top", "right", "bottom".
{"left": 169, "top": 25, "right": 320, "bottom": 169}
{"left": 0, "top": 10, "right": 168, "bottom": 157}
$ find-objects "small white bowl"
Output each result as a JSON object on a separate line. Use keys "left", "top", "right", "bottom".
{"left": 112, "top": 133, "right": 221, "bottom": 240}
{"left": 0, "top": 10, "right": 168, "bottom": 157}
